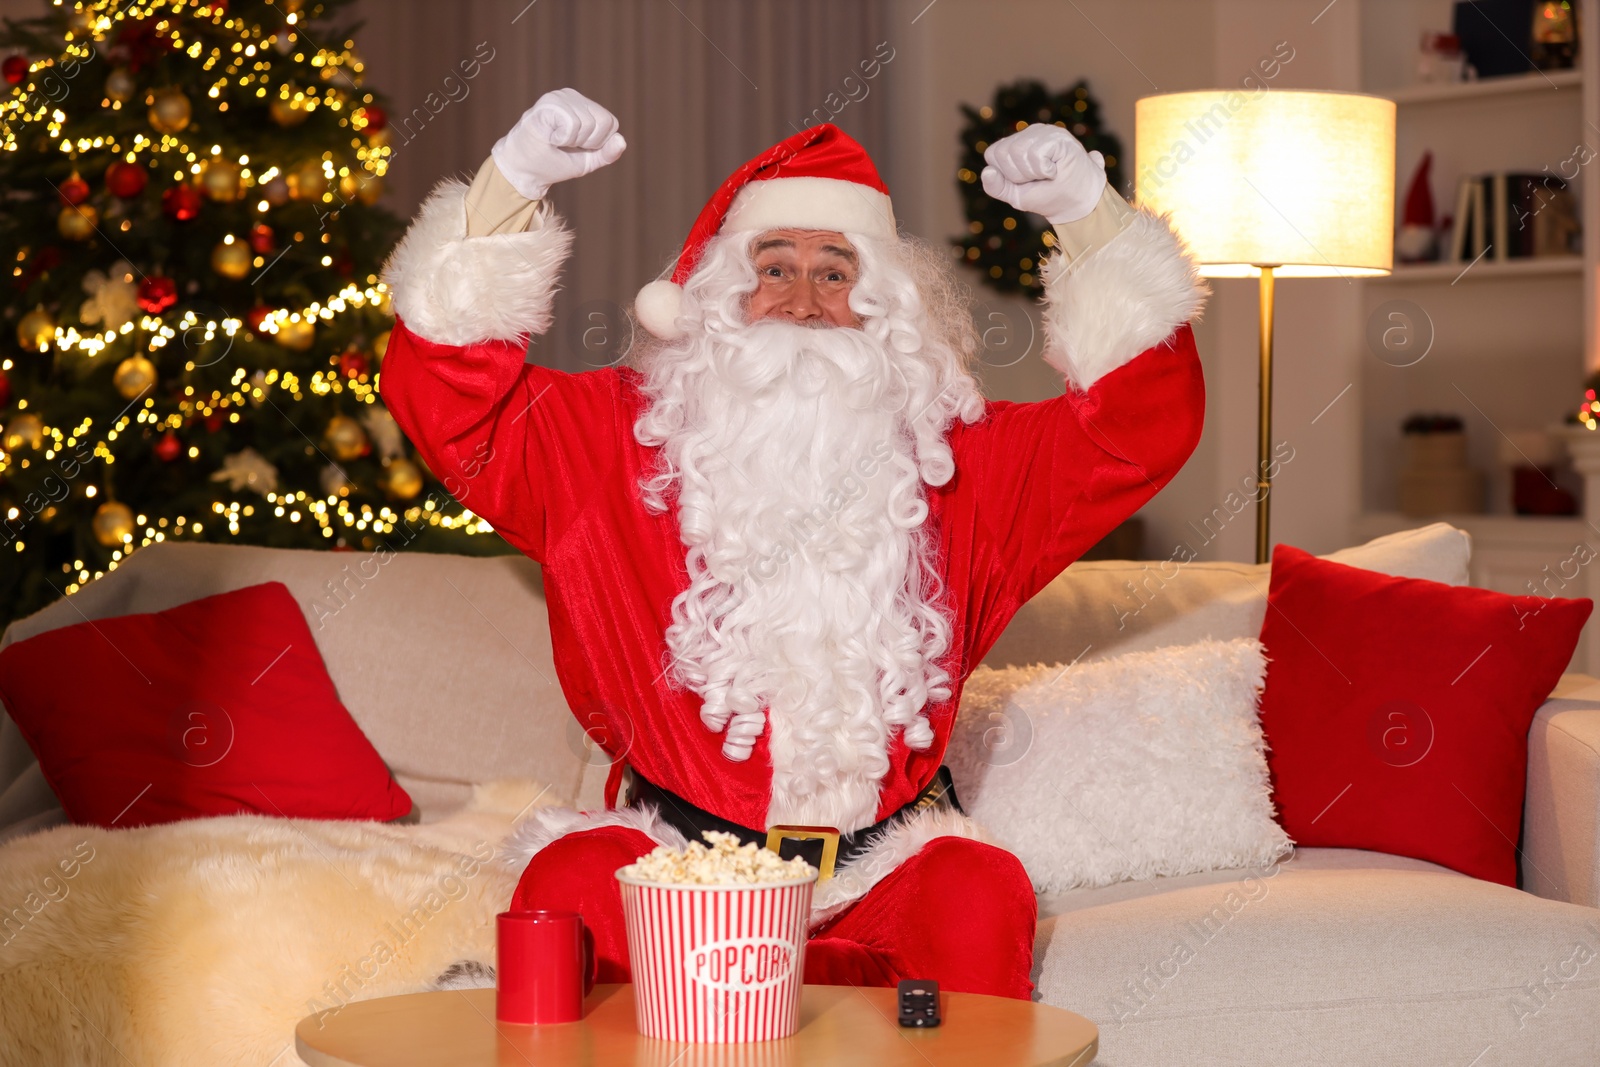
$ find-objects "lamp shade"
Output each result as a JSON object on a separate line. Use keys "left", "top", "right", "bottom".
{"left": 1135, "top": 89, "right": 1395, "bottom": 278}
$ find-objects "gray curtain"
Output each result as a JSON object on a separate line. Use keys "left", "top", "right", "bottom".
{"left": 356, "top": 0, "right": 899, "bottom": 370}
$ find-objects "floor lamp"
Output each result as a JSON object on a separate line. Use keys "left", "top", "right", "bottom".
{"left": 1135, "top": 90, "right": 1396, "bottom": 564}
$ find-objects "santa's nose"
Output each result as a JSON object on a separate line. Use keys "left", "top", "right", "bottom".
{"left": 776, "top": 279, "right": 824, "bottom": 322}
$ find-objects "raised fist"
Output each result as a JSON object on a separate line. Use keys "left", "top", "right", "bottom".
{"left": 980, "top": 124, "right": 1106, "bottom": 226}
{"left": 491, "top": 87, "right": 627, "bottom": 201}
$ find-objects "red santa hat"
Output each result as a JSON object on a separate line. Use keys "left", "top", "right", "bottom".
{"left": 634, "top": 123, "right": 897, "bottom": 340}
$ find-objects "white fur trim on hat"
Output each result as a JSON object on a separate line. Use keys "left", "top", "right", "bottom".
{"left": 634, "top": 278, "right": 685, "bottom": 341}
{"left": 725, "top": 176, "right": 896, "bottom": 242}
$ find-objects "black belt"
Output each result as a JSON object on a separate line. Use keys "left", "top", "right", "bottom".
{"left": 626, "top": 766, "right": 962, "bottom": 881}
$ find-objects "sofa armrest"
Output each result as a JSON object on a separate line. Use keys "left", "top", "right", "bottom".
{"left": 1522, "top": 672, "right": 1600, "bottom": 907}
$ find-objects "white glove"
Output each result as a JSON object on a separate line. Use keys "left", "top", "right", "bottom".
{"left": 490, "top": 87, "right": 627, "bottom": 201}
{"left": 980, "top": 124, "right": 1106, "bottom": 226}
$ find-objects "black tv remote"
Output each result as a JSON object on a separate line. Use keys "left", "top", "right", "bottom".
{"left": 897, "top": 979, "right": 940, "bottom": 1027}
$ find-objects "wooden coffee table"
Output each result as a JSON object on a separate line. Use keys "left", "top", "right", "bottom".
{"left": 294, "top": 984, "right": 1097, "bottom": 1066}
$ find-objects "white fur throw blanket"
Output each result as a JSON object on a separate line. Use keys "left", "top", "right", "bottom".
{"left": 0, "top": 780, "right": 553, "bottom": 1067}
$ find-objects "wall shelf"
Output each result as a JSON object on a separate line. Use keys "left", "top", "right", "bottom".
{"left": 1384, "top": 68, "right": 1583, "bottom": 105}
{"left": 1351, "top": 0, "right": 1600, "bottom": 673}
{"left": 1374, "top": 255, "right": 1584, "bottom": 284}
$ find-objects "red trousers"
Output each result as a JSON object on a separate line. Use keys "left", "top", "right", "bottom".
{"left": 510, "top": 828, "right": 1038, "bottom": 999}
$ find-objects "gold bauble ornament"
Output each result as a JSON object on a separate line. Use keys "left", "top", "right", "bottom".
{"left": 270, "top": 93, "right": 310, "bottom": 127}
{"left": 364, "top": 126, "right": 390, "bottom": 149}
{"left": 210, "top": 237, "right": 251, "bottom": 280}
{"left": 57, "top": 203, "right": 97, "bottom": 241}
{"left": 201, "top": 159, "right": 242, "bottom": 201}
{"left": 148, "top": 88, "right": 191, "bottom": 134}
{"left": 289, "top": 159, "right": 327, "bottom": 200}
{"left": 92, "top": 501, "right": 135, "bottom": 547}
{"left": 113, "top": 354, "right": 157, "bottom": 400}
{"left": 371, "top": 329, "right": 390, "bottom": 364}
{"left": 104, "top": 66, "right": 136, "bottom": 104}
{"left": 336, "top": 171, "right": 383, "bottom": 205}
{"left": 2, "top": 412, "right": 44, "bottom": 451}
{"left": 17, "top": 309, "right": 55, "bottom": 352}
{"left": 355, "top": 173, "right": 383, "bottom": 205}
{"left": 324, "top": 414, "right": 368, "bottom": 461}
{"left": 275, "top": 316, "right": 315, "bottom": 351}
{"left": 66, "top": 8, "right": 91, "bottom": 35}
{"left": 381, "top": 457, "right": 423, "bottom": 500}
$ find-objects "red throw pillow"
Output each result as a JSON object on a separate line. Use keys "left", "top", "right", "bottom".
{"left": 1258, "top": 544, "right": 1590, "bottom": 886}
{"left": 0, "top": 581, "right": 412, "bottom": 827}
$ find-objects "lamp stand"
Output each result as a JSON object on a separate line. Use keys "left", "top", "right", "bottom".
{"left": 1254, "top": 265, "right": 1277, "bottom": 566}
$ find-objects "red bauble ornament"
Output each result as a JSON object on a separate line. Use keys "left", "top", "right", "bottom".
{"left": 154, "top": 430, "right": 182, "bottom": 462}
{"left": 338, "top": 348, "right": 369, "bottom": 379}
{"left": 2, "top": 55, "right": 27, "bottom": 86}
{"left": 160, "top": 183, "right": 202, "bottom": 221}
{"left": 358, "top": 105, "right": 387, "bottom": 132}
{"left": 105, "top": 160, "right": 149, "bottom": 199}
{"left": 248, "top": 222, "right": 276, "bottom": 254}
{"left": 332, "top": 247, "right": 354, "bottom": 277}
{"left": 13, "top": 245, "right": 63, "bottom": 291}
{"left": 59, "top": 173, "right": 91, "bottom": 206}
{"left": 245, "top": 305, "right": 273, "bottom": 334}
{"left": 204, "top": 412, "right": 223, "bottom": 432}
{"left": 136, "top": 275, "right": 177, "bottom": 313}
{"left": 0, "top": 371, "right": 11, "bottom": 410}
{"left": 110, "top": 18, "right": 175, "bottom": 73}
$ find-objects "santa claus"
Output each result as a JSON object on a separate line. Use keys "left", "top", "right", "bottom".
{"left": 379, "top": 87, "right": 1206, "bottom": 999}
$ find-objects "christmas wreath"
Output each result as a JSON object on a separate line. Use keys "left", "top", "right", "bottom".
{"left": 954, "top": 79, "right": 1125, "bottom": 298}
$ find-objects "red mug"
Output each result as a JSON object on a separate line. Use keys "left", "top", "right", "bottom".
{"left": 495, "top": 910, "right": 597, "bottom": 1024}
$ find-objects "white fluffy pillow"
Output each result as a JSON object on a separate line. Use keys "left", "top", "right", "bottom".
{"left": 946, "top": 637, "right": 1292, "bottom": 893}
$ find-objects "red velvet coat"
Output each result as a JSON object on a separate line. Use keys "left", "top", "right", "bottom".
{"left": 378, "top": 319, "right": 1204, "bottom": 830}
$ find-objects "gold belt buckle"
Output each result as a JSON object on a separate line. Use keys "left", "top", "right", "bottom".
{"left": 764, "top": 825, "right": 841, "bottom": 882}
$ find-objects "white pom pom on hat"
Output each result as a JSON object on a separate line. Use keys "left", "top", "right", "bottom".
{"left": 634, "top": 278, "right": 685, "bottom": 341}
{"left": 633, "top": 123, "right": 897, "bottom": 340}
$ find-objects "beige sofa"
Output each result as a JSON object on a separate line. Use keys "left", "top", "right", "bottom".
{"left": 2, "top": 525, "right": 1599, "bottom": 1066}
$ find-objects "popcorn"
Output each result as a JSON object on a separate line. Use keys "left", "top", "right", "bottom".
{"left": 620, "top": 831, "right": 816, "bottom": 886}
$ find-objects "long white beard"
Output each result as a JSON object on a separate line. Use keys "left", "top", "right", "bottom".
{"left": 645, "top": 318, "right": 955, "bottom": 831}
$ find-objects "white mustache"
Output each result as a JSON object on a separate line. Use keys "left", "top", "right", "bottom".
{"left": 716, "top": 319, "right": 895, "bottom": 407}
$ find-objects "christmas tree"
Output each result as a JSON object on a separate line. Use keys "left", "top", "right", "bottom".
{"left": 0, "top": 0, "right": 503, "bottom": 629}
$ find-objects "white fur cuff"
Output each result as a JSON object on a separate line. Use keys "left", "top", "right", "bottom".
{"left": 1039, "top": 205, "right": 1209, "bottom": 392}
{"left": 382, "top": 178, "right": 574, "bottom": 346}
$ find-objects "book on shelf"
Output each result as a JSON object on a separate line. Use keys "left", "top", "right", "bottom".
{"left": 1446, "top": 171, "right": 1577, "bottom": 263}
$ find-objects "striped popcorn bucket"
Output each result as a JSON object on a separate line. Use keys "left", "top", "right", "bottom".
{"left": 616, "top": 870, "right": 816, "bottom": 1042}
